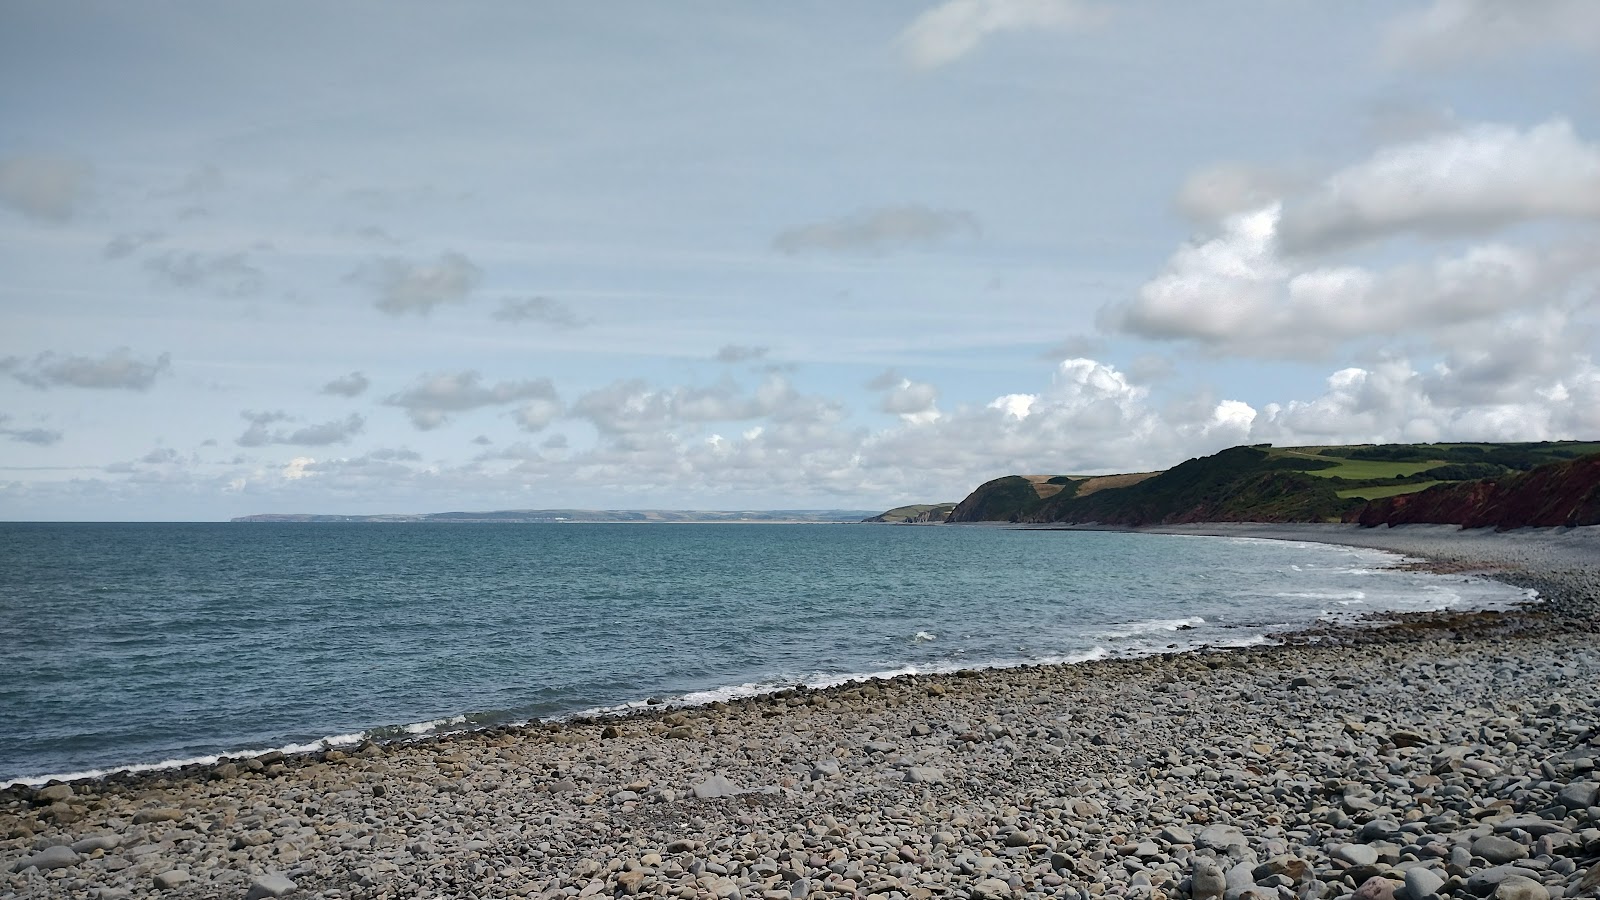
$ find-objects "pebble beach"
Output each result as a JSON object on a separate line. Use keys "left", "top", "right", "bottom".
{"left": 5, "top": 525, "right": 1599, "bottom": 900}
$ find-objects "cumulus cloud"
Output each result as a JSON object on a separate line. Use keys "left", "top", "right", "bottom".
{"left": 898, "top": 0, "right": 1108, "bottom": 69}
{"left": 354, "top": 252, "right": 481, "bottom": 315}
{"left": 869, "top": 371, "right": 941, "bottom": 424}
{"left": 0, "top": 156, "right": 93, "bottom": 223}
{"left": 2, "top": 348, "right": 171, "bottom": 390}
{"left": 145, "top": 249, "right": 264, "bottom": 296}
{"left": 715, "top": 345, "right": 769, "bottom": 364}
{"left": 491, "top": 296, "right": 583, "bottom": 328}
{"left": 774, "top": 205, "right": 979, "bottom": 255}
{"left": 385, "top": 371, "right": 560, "bottom": 430}
{"left": 1175, "top": 162, "right": 1307, "bottom": 224}
{"left": 1277, "top": 119, "right": 1600, "bottom": 253}
{"left": 320, "top": 372, "right": 370, "bottom": 397}
{"left": 237, "top": 411, "right": 365, "bottom": 447}
{"left": 1108, "top": 202, "right": 1600, "bottom": 357}
{"left": 1383, "top": 0, "right": 1600, "bottom": 68}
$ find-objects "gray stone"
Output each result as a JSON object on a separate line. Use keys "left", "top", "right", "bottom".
{"left": 691, "top": 774, "right": 743, "bottom": 799}
{"left": 972, "top": 877, "right": 1012, "bottom": 899}
{"left": 11, "top": 844, "right": 80, "bottom": 872}
{"left": 905, "top": 766, "right": 945, "bottom": 784}
{"left": 1160, "top": 825, "right": 1195, "bottom": 844}
{"left": 153, "top": 870, "right": 191, "bottom": 890}
{"left": 1494, "top": 816, "right": 1570, "bottom": 837}
{"left": 1333, "top": 844, "right": 1381, "bottom": 868}
{"left": 1404, "top": 866, "right": 1444, "bottom": 900}
{"left": 35, "top": 784, "right": 74, "bottom": 803}
{"left": 809, "top": 758, "right": 841, "bottom": 779}
{"left": 1467, "top": 866, "right": 1522, "bottom": 894}
{"left": 1192, "top": 861, "right": 1227, "bottom": 900}
{"left": 1493, "top": 875, "right": 1549, "bottom": 900}
{"left": 133, "top": 808, "right": 183, "bottom": 824}
{"left": 244, "top": 872, "right": 299, "bottom": 899}
{"left": 1557, "top": 782, "right": 1597, "bottom": 812}
{"left": 1472, "top": 835, "right": 1528, "bottom": 865}
{"left": 1225, "top": 861, "right": 1258, "bottom": 900}
{"left": 1198, "top": 824, "right": 1249, "bottom": 852}
{"left": 70, "top": 834, "right": 121, "bottom": 853}
{"left": 1360, "top": 821, "right": 1402, "bottom": 843}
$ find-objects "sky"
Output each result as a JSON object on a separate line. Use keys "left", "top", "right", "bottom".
{"left": 2, "top": 1, "right": 1598, "bottom": 521}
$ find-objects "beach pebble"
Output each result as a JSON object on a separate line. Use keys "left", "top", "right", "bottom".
{"left": 153, "top": 869, "right": 190, "bottom": 889}
{"left": 690, "top": 774, "right": 743, "bottom": 799}
{"left": 11, "top": 843, "right": 80, "bottom": 872}
{"left": 1493, "top": 875, "right": 1550, "bottom": 900}
{"left": 244, "top": 872, "right": 299, "bottom": 898}
{"left": 904, "top": 766, "right": 944, "bottom": 784}
{"left": 34, "top": 784, "right": 74, "bottom": 803}
{"left": 1472, "top": 835, "right": 1528, "bottom": 865}
{"left": 1404, "top": 866, "right": 1444, "bottom": 899}
{"left": 1334, "top": 844, "right": 1381, "bottom": 867}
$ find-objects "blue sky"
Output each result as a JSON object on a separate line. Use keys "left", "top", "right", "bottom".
{"left": 2, "top": 1, "right": 1598, "bottom": 520}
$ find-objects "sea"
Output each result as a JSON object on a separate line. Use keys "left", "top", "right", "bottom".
{"left": 0, "top": 522, "right": 1532, "bottom": 786}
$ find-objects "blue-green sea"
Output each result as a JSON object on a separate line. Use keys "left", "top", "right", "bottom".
{"left": 0, "top": 523, "right": 1528, "bottom": 785}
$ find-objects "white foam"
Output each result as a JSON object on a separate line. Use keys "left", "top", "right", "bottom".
{"left": 403, "top": 715, "right": 468, "bottom": 735}
{"left": 1099, "top": 616, "right": 1205, "bottom": 639}
{"left": 4, "top": 731, "right": 366, "bottom": 789}
{"left": 912, "top": 630, "right": 937, "bottom": 642}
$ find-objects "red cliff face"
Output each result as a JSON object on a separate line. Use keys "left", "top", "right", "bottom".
{"left": 1352, "top": 455, "right": 1600, "bottom": 530}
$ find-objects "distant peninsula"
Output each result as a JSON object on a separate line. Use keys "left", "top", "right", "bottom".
{"left": 232, "top": 509, "right": 877, "bottom": 524}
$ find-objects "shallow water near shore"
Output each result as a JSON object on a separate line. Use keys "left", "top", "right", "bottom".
{"left": 0, "top": 522, "right": 1530, "bottom": 785}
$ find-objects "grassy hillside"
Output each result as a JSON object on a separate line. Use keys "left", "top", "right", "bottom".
{"left": 862, "top": 503, "right": 958, "bottom": 524}
{"left": 933, "top": 441, "right": 1600, "bottom": 527}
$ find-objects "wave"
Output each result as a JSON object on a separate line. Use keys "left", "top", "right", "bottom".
{"left": 1097, "top": 616, "right": 1205, "bottom": 639}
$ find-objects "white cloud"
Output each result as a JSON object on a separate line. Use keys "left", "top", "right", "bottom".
{"left": 899, "top": 0, "right": 1107, "bottom": 69}
{"left": 570, "top": 375, "right": 834, "bottom": 437}
{"left": 144, "top": 249, "right": 264, "bottom": 297}
{"left": 354, "top": 252, "right": 481, "bottom": 315}
{"left": 1384, "top": 0, "right": 1600, "bottom": 68}
{"left": 237, "top": 411, "right": 365, "bottom": 447}
{"left": 1277, "top": 119, "right": 1600, "bottom": 252}
{"left": 0, "top": 415, "right": 62, "bottom": 446}
{"left": 320, "top": 372, "right": 370, "bottom": 397}
{"left": 774, "top": 205, "right": 979, "bottom": 255}
{"left": 385, "top": 371, "right": 560, "bottom": 430}
{"left": 0, "top": 156, "right": 92, "bottom": 223}
{"left": 1175, "top": 162, "right": 1307, "bottom": 225}
{"left": 873, "top": 374, "right": 941, "bottom": 424}
{"left": 1108, "top": 202, "right": 1600, "bottom": 357}
{"left": 2, "top": 348, "right": 171, "bottom": 391}
{"left": 491, "top": 296, "right": 583, "bottom": 328}
{"left": 715, "top": 345, "right": 769, "bottom": 364}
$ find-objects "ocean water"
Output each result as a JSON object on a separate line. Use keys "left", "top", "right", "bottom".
{"left": 0, "top": 522, "right": 1530, "bottom": 785}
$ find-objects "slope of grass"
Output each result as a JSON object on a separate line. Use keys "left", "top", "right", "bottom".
{"left": 1337, "top": 481, "right": 1444, "bottom": 501}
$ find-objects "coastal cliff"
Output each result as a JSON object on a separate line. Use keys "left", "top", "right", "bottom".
{"left": 1353, "top": 453, "right": 1600, "bottom": 529}
{"left": 927, "top": 442, "right": 1600, "bottom": 528}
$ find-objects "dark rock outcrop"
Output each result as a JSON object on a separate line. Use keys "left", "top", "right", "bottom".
{"left": 1352, "top": 454, "right": 1600, "bottom": 530}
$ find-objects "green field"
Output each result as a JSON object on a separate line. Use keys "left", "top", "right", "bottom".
{"left": 1300, "top": 458, "right": 1444, "bottom": 479}
{"left": 1336, "top": 481, "right": 1444, "bottom": 501}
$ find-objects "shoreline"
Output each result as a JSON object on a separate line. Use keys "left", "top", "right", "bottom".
{"left": 1, "top": 526, "right": 1544, "bottom": 792}
{"left": 5, "top": 525, "right": 1599, "bottom": 900}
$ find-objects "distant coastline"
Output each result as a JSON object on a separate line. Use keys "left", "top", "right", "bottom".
{"left": 230, "top": 509, "right": 877, "bottom": 524}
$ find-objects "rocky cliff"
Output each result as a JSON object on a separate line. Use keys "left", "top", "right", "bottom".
{"left": 1352, "top": 454, "right": 1600, "bottom": 530}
